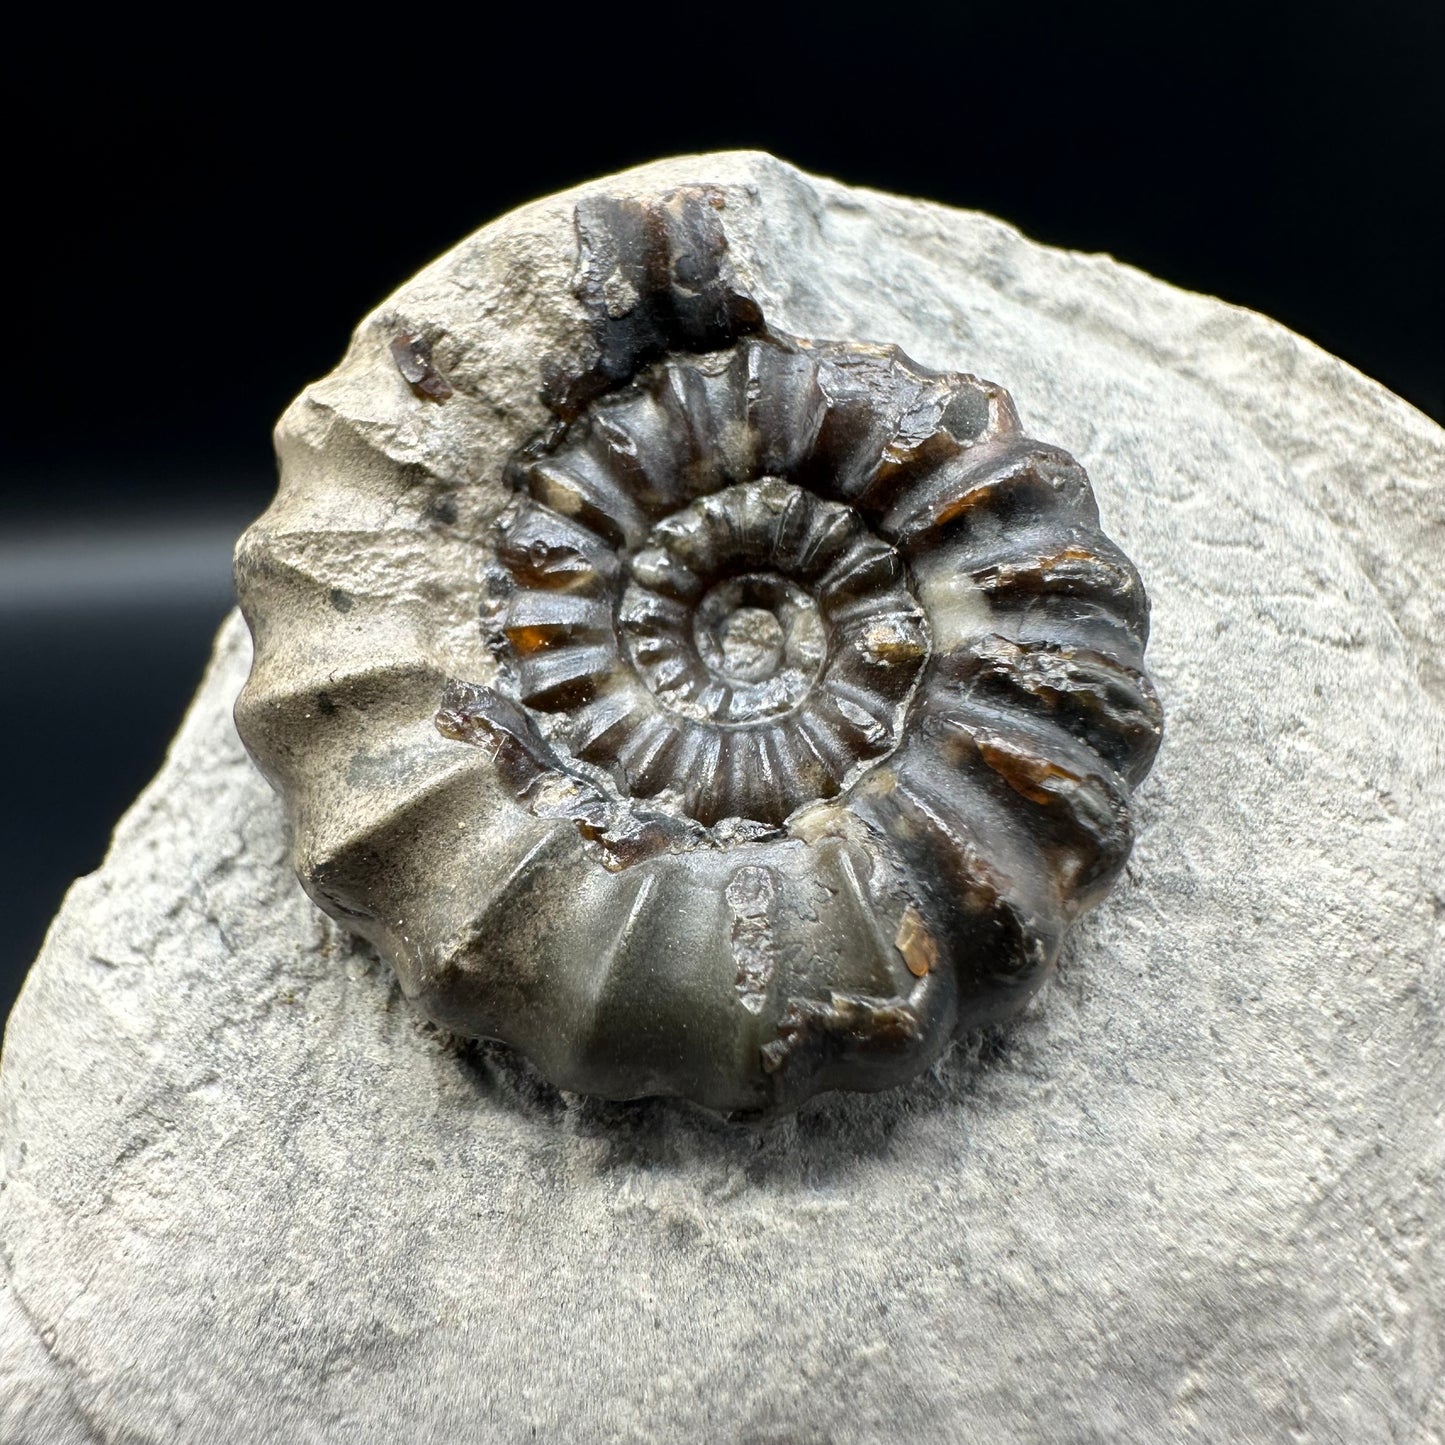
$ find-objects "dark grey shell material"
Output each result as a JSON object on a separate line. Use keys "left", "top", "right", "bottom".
{"left": 235, "top": 182, "right": 1162, "bottom": 1116}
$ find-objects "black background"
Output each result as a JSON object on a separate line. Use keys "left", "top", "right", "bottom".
{"left": 3, "top": 4, "right": 1440, "bottom": 1021}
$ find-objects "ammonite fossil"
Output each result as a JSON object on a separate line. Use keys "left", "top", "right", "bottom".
{"left": 235, "top": 185, "right": 1161, "bottom": 1115}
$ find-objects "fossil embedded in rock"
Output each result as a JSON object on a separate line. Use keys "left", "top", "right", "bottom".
{"left": 234, "top": 183, "right": 1162, "bottom": 1115}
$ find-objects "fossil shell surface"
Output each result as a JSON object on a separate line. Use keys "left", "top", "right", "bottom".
{"left": 235, "top": 177, "right": 1162, "bottom": 1114}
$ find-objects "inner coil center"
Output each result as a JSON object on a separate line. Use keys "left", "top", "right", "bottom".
{"left": 691, "top": 576, "right": 823, "bottom": 716}
{"left": 497, "top": 413, "right": 931, "bottom": 826}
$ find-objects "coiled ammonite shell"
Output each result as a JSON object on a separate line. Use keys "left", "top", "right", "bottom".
{"left": 236, "top": 184, "right": 1162, "bottom": 1115}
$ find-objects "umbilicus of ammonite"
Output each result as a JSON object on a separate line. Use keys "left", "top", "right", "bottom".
{"left": 234, "top": 185, "right": 1162, "bottom": 1116}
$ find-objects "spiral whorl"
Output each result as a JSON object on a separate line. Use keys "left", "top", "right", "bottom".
{"left": 235, "top": 182, "right": 1161, "bottom": 1115}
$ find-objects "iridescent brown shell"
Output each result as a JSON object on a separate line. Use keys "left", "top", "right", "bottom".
{"left": 235, "top": 185, "right": 1161, "bottom": 1115}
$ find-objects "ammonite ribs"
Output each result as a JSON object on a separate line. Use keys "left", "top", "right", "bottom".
{"left": 235, "top": 186, "right": 1162, "bottom": 1115}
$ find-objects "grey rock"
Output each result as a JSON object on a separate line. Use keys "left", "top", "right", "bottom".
{"left": 2, "top": 152, "right": 1442, "bottom": 1443}
{"left": 0, "top": 1275, "right": 97, "bottom": 1444}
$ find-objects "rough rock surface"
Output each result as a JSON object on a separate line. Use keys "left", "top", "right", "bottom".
{"left": 2, "top": 152, "right": 1442, "bottom": 1443}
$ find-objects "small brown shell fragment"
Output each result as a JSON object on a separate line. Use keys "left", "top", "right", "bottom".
{"left": 234, "top": 183, "right": 1162, "bottom": 1116}
{"left": 895, "top": 907, "right": 937, "bottom": 978}
{"left": 389, "top": 333, "right": 453, "bottom": 401}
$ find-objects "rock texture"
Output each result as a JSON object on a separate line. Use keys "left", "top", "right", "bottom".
{"left": 2, "top": 152, "right": 1443, "bottom": 1443}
